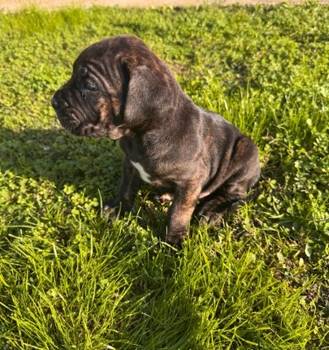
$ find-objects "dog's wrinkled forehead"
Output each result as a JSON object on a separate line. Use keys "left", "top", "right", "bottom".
{"left": 74, "top": 36, "right": 166, "bottom": 76}
{"left": 75, "top": 40, "right": 108, "bottom": 66}
{"left": 70, "top": 36, "right": 145, "bottom": 92}
{"left": 69, "top": 39, "right": 123, "bottom": 95}
{"left": 71, "top": 40, "right": 110, "bottom": 80}
{"left": 74, "top": 37, "right": 133, "bottom": 68}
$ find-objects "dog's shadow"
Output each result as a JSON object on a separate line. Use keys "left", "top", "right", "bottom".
{"left": 0, "top": 127, "right": 168, "bottom": 237}
{"left": 0, "top": 127, "right": 123, "bottom": 198}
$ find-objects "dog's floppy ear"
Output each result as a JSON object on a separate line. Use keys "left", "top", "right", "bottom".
{"left": 118, "top": 57, "right": 174, "bottom": 128}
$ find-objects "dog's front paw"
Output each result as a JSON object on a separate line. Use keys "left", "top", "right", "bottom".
{"left": 103, "top": 199, "right": 120, "bottom": 218}
{"left": 103, "top": 198, "right": 133, "bottom": 219}
{"left": 165, "top": 229, "right": 186, "bottom": 247}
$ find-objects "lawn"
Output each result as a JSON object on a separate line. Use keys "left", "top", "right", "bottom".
{"left": 0, "top": 3, "right": 328, "bottom": 349}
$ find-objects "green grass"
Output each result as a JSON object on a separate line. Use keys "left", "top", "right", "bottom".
{"left": 0, "top": 3, "right": 328, "bottom": 349}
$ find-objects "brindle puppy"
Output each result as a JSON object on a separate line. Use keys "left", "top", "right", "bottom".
{"left": 52, "top": 35, "right": 260, "bottom": 245}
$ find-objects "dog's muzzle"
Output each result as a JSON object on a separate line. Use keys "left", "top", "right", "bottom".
{"left": 52, "top": 89, "right": 82, "bottom": 134}
{"left": 52, "top": 89, "right": 129, "bottom": 139}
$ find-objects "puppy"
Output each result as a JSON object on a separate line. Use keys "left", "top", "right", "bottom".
{"left": 52, "top": 35, "right": 260, "bottom": 245}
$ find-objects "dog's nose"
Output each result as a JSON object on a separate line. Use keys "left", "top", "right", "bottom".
{"left": 51, "top": 90, "right": 69, "bottom": 110}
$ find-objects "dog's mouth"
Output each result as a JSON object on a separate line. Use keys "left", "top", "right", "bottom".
{"left": 52, "top": 101, "right": 102, "bottom": 137}
{"left": 52, "top": 88, "right": 99, "bottom": 134}
{"left": 52, "top": 90, "right": 129, "bottom": 139}
{"left": 55, "top": 110, "right": 128, "bottom": 139}
{"left": 54, "top": 109, "right": 82, "bottom": 134}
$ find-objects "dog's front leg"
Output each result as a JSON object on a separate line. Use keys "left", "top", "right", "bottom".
{"left": 166, "top": 182, "right": 201, "bottom": 245}
{"left": 104, "top": 157, "right": 141, "bottom": 216}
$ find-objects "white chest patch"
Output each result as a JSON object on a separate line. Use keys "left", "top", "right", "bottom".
{"left": 130, "top": 161, "right": 151, "bottom": 184}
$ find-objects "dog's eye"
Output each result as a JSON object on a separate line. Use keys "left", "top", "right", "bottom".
{"left": 79, "top": 66, "right": 88, "bottom": 77}
{"left": 85, "top": 79, "right": 98, "bottom": 91}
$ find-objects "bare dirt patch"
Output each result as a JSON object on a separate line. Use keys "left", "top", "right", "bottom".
{"left": 0, "top": 0, "right": 328, "bottom": 12}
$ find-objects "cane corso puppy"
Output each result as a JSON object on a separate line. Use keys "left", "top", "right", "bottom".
{"left": 52, "top": 35, "right": 260, "bottom": 245}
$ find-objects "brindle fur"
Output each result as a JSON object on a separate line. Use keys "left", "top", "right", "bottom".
{"left": 52, "top": 35, "right": 260, "bottom": 245}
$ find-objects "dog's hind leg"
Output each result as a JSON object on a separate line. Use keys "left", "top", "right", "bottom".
{"left": 195, "top": 181, "right": 250, "bottom": 225}
{"left": 195, "top": 138, "right": 261, "bottom": 225}
{"left": 195, "top": 197, "right": 235, "bottom": 226}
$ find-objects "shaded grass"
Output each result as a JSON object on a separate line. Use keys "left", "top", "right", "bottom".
{"left": 0, "top": 3, "right": 328, "bottom": 349}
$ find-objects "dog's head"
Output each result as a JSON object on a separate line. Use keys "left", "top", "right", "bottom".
{"left": 52, "top": 35, "right": 178, "bottom": 139}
